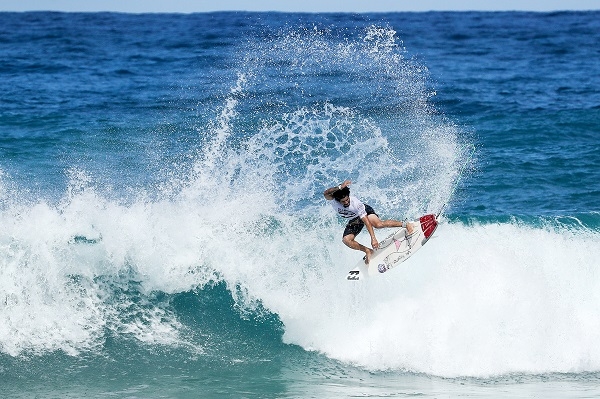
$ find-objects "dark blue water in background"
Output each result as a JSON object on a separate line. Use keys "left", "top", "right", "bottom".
{"left": 1, "top": 11, "right": 599, "bottom": 398}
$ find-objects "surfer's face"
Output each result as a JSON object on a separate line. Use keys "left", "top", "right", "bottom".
{"left": 339, "top": 196, "right": 351, "bottom": 207}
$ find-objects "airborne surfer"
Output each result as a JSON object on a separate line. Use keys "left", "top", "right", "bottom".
{"left": 324, "top": 180, "right": 414, "bottom": 264}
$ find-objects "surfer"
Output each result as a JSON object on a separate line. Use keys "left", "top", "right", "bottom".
{"left": 324, "top": 180, "right": 414, "bottom": 264}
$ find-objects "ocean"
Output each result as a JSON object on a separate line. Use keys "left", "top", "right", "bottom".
{"left": 1, "top": 10, "right": 599, "bottom": 398}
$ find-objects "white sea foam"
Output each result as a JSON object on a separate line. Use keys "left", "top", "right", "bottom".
{"left": 270, "top": 220, "right": 600, "bottom": 377}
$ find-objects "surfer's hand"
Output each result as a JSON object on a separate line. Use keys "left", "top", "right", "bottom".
{"left": 371, "top": 238, "right": 379, "bottom": 249}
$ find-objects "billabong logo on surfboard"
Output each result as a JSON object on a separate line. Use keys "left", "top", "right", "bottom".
{"left": 347, "top": 270, "right": 360, "bottom": 280}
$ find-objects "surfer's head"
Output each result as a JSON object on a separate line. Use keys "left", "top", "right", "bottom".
{"left": 333, "top": 187, "right": 350, "bottom": 206}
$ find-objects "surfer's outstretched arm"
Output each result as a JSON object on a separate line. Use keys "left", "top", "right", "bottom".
{"left": 323, "top": 180, "right": 351, "bottom": 200}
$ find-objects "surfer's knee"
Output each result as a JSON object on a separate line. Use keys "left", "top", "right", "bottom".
{"left": 342, "top": 234, "right": 354, "bottom": 247}
{"left": 370, "top": 218, "right": 384, "bottom": 229}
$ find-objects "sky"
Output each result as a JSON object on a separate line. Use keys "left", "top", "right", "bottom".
{"left": 1, "top": 0, "right": 599, "bottom": 13}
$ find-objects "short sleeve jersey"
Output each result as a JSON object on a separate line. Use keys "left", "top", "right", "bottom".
{"left": 331, "top": 196, "right": 367, "bottom": 220}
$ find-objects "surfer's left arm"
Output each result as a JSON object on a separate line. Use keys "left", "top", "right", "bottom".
{"left": 362, "top": 215, "right": 379, "bottom": 249}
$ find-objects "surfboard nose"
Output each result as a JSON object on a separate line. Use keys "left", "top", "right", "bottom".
{"left": 419, "top": 214, "right": 438, "bottom": 239}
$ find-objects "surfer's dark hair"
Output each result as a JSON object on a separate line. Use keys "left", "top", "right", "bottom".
{"left": 333, "top": 187, "right": 350, "bottom": 200}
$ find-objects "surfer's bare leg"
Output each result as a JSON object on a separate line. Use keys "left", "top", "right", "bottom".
{"left": 367, "top": 215, "right": 415, "bottom": 235}
{"left": 342, "top": 234, "right": 373, "bottom": 264}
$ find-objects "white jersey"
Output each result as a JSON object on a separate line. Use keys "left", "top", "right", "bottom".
{"left": 331, "top": 196, "right": 367, "bottom": 220}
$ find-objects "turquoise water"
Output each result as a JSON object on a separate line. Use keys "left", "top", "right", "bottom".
{"left": 1, "top": 11, "right": 600, "bottom": 398}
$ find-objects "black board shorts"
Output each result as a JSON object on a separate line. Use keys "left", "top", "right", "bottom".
{"left": 343, "top": 204, "right": 378, "bottom": 237}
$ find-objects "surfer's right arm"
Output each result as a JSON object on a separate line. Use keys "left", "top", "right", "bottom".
{"left": 323, "top": 180, "right": 351, "bottom": 200}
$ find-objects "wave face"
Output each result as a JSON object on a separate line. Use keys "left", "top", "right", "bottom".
{"left": 1, "top": 11, "right": 600, "bottom": 396}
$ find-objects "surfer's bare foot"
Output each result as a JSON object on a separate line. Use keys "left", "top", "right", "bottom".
{"left": 406, "top": 222, "right": 415, "bottom": 235}
{"left": 364, "top": 248, "right": 373, "bottom": 264}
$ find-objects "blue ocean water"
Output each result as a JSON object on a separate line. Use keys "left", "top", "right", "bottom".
{"left": 1, "top": 10, "right": 599, "bottom": 398}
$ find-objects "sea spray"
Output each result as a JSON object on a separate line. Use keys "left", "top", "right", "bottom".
{"left": 0, "top": 23, "right": 466, "bottom": 359}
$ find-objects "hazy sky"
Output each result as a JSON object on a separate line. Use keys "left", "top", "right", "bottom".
{"left": 2, "top": 0, "right": 599, "bottom": 13}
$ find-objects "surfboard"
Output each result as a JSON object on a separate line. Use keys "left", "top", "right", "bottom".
{"left": 346, "top": 214, "right": 438, "bottom": 281}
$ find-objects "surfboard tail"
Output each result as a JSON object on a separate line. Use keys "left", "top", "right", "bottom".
{"left": 419, "top": 214, "right": 438, "bottom": 239}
